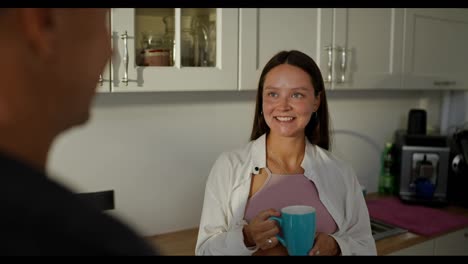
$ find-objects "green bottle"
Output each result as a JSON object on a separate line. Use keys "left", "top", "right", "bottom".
{"left": 378, "top": 143, "right": 395, "bottom": 195}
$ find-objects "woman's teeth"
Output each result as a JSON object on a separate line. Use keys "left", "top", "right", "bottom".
{"left": 275, "top": 117, "right": 294, "bottom": 122}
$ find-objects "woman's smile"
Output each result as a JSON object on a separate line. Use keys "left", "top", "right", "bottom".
{"left": 274, "top": 116, "right": 295, "bottom": 122}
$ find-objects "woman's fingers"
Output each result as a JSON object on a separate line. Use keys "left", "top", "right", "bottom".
{"left": 254, "top": 225, "right": 280, "bottom": 249}
{"left": 257, "top": 208, "right": 280, "bottom": 221}
{"left": 308, "top": 233, "right": 340, "bottom": 256}
{"left": 259, "top": 234, "right": 279, "bottom": 250}
{"left": 249, "top": 208, "right": 282, "bottom": 248}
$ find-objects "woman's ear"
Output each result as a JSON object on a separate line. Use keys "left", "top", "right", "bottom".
{"left": 313, "top": 91, "right": 322, "bottom": 112}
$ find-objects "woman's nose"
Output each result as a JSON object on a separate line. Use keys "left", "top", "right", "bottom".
{"left": 277, "top": 96, "right": 292, "bottom": 110}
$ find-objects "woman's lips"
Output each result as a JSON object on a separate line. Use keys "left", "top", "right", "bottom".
{"left": 275, "top": 116, "right": 295, "bottom": 122}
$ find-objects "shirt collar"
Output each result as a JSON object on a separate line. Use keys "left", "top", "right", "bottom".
{"left": 302, "top": 139, "right": 316, "bottom": 179}
{"left": 251, "top": 133, "right": 317, "bottom": 179}
{"left": 251, "top": 134, "right": 266, "bottom": 174}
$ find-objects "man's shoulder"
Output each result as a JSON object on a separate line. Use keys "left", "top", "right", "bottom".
{"left": 0, "top": 152, "right": 157, "bottom": 256}
{"left": 0, "top": 179, "right": 157, "bottom": 255}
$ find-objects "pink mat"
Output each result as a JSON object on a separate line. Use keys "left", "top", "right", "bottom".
{"left": 366, "top": 197, "right": 468, "bottom": 237}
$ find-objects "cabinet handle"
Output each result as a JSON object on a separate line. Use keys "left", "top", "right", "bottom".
{"left": 464, "top": 232, "right": 468, "bottom": 239}
{"left": 337, "top": 47, "right": 348, "bottom": 84}
{"left": 98, "top": 74, "right": 104, "bottom": 87}
{"left": 433, "top": 81, "right": 456, "bottom": 86}
{"left": 324, "top": 45, "right": 333, "bottom": 83}
{"left": 120, "top": 31, "right": 129, "bottom": 86}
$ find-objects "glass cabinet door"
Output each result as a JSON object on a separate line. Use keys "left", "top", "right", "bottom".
{"left": 97, "top": 9, "right": 112, "bottom": 93}
{"left": 111, "top": 8, "right": 238, "bottom": 92}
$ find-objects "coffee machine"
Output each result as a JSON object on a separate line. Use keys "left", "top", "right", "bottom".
{"left": 393, "top": 130, "right": 450, "bottom": 206}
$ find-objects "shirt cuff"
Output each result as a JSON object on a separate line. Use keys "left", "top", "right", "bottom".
{"left": 329, "top": 234, "right": 348, "bottom": 256}
{"left": 226, "top": 221, "right": 259, "bottom": 255}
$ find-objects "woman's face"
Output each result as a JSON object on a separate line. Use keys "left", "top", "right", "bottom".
{"left": 262, "top": 64, "right": 320, "bottom": 139}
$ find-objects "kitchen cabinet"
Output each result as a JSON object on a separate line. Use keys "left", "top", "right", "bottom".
{"left": 434, "top": 227, "right": 468, "bottom": 255}
{"left": 97, "top": 63, "right": 111, "bottom": 93}
{"left": 239, "top": 8, "right": 404, "bottom": 91}
{"left": 331, "top": 9, "right": 404, "bottom": 90}
{"left": 238, "top": 8, "right": 327, "bottom": 91}
{"left": 388, "top": 227, "right": 468, "bottom": 255}
{"left": 110, "top": 8, "right": 238, "bottom": 92}
{"left": 97, "top": 11, "right": 112, "bottom": 93}
{"left": 388, "top": 239, "right": 434, "bottom": 255}
{"left": 106, "top": 8, "right": 468, "bottom": 93}
{"left": 402, "top": 8, "right": 468, "bottom": 90}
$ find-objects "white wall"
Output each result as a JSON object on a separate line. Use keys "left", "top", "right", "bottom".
{"left": 48, "top": 90, "right": 442, "bottom": 236}
{"left": 439, "top": 91, "right": 468, "bottom": 136}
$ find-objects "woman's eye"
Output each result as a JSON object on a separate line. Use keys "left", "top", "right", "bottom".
{"left": 267, "top": 92, "right": 278, "bottom": 98}
{"left": 292, "top": 93, "right": 304, "bottom": 98}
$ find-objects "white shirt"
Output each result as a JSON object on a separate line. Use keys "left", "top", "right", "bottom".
{"left": 195, "top": 134, "right": 377, "bottom": 255}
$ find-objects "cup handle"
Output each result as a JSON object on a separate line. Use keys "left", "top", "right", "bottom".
{"left": 269, "top": 216, "right": 286, "bottom": 247}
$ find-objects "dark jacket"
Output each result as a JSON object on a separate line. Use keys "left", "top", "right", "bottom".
{"left": 0, "top": 151, "right": 157, "bottom": 256}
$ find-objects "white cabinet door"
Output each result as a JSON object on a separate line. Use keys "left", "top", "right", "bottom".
{"left": 331, "top": 8, "right": 404, "bottom": 90}
{"left": 97, "top": 11, "right": 112, "bottom": 93}
{"left": 434, "top": 227, "right": 468, "bottom": 255}
{"left": 239, "top": 8, "right": 403, "bottom": 91}
{"left": 111, "top": 8, "right": 238, "bottom": 92}
{"left": 97, "top": 62, "right": 111, "bottom": 93}
{"left": 403, "top": 8, "right": 468, "bottom": 90}
{"left": 388, "top": 239, "right": 435, "bottom": 255}
{"left": 239, "top": 8, "right": 332, "bottom": 91}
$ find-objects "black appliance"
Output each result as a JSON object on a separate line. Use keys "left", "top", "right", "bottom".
{"left": 447, "top": 129, "right": 468, "bottom": 208}
{"left": 393, "top": 130, "right": 450, "bottom": 207}
{"left": 407, "top": 109, "right": 427, "bottom": 135}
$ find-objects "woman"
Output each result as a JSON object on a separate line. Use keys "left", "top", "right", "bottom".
{"left": 195, "top": 50, "right": 376, "bottom": 256}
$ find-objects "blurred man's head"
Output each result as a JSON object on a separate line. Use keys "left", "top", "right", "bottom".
{"left": 0, "top": 8, "right": 111, "bottom": 134}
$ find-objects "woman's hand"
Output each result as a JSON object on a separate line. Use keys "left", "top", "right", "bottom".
{"left": 308, "top": 232, "right": 341, "bottom": 256}
{"left": 253, "top": 245, "right": 288, "bottom": 256}
{"left": 243, "top": 208, "right": 281, "bottom": 250}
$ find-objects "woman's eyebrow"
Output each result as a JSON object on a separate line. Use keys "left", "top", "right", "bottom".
{"left": 264, "top": 86, "right": 311, "bottom": 91}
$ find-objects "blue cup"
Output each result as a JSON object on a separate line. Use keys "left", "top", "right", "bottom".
{"left": 269, "top": 205, "right": 316, "bottom": 256}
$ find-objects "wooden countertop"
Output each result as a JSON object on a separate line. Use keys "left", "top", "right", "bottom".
{"left": 145, "top": 193, "right": 468, "bottom": 256}
{"left": 147, "top": 228, "right": 198, "bottom": 255}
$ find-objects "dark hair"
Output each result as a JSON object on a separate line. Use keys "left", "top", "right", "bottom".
{"left": 249, "top": 50, "right": 331, "bottom": 150}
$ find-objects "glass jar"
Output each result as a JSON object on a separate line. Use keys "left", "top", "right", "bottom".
{"left": 138, "top": 31, "right": 160, "bottom": 66}
{"left": 180, "top": 16, "right": 194, "bottom": 66}
{"left": 162, "top": 15, "right": 195, "bottom": 67}
{"left": 207, "top": 13, "right": 216, "bottom": 67}
{"left": 144, "top": 48, "right": 170, "bottom": 67}
{"left": 162, "top": 16, "right": 175, "bottom": 66}
{"left": 141, "top": 32, "right": 170, "bottom": 67}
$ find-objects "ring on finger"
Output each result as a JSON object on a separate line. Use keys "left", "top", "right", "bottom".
{"left": 266, "top": 238, "right": 273, "bottom": 245}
